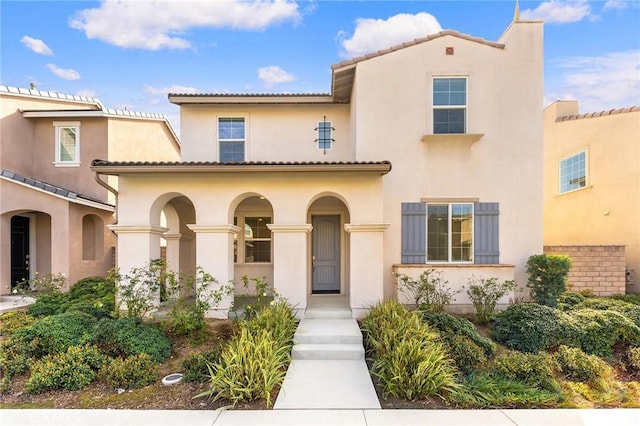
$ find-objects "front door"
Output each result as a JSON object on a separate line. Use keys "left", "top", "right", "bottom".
{"left": 312, "top": 215, "right": 340, "bottom": 294}
{"left": 11, "top": 215, "right": 30, "bottom": 288}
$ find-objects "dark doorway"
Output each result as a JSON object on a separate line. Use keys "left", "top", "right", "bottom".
{"left": 11, "top": 215, "right": 30, "bottom": 287}
{"left": 312, "top": 215, "right": 341, "bottom": 294}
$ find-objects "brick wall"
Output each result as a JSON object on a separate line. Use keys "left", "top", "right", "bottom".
{"left": 543, "top": 245, "right": 626, "bottom": 296}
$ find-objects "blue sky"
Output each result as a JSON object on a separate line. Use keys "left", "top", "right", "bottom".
{"left": 2, "top": 0, "right": 639, "bottom": 136}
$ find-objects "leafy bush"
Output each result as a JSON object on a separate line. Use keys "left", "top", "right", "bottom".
{"left": 491, "top": 350, "right": 560, "bottom": 393}
{"left": 396, "top": 269, "right": 460, "bottom": 312}
{"left": 92, "top": 317, "right": 172, "bottom": 362}
{"left": 624, "top": 347, "right": 640, "bottom": 377}
{"left": 421, "top": 311, "right": 496, "bottom": 356}
{"left": 466, "top": 276, "right": 517, "bottom": 324}
{"left": 242, "top": 300, "right": 297, "bottom": 348}
{"left": 451, "top": 373, "right": 560, "bottom": 408}
{"left": 557, "top": 291, "right": 586, "bottom": 311}
{"left": 0, "top": 311, "right": 35, "bottom": 336}
{"left": 182, "top": 350, "right": 221, "bottom": 383}
{"left": 27, "top": 292, "right": 71, "bottom": 317}
{"left": 234, "top": 275, "right": 278, "bottom": 319}
{"left": 568, "top": 308, "right": 640, "bottom": 356}
{"left": 25, "top": 345, "right": 107, "bottom": 394}
{"left": 12, "top": 311, "right": 97, "bottom": 358}
{"left": 492, "top": 303, "right": 572, "bottom": 353}
{"left": 526, "top": 254, "right": 572, "bottom": 307}
{"left": 573, "top": 298, "right": 640, "bottom": 327}
{"left": 111, "top": 259, "right": 168, "bottom": 318}
{"left": 553, "top": 345, "right": 614, "bottom": 391}
{"left": 100, "top": 353, "right": 159, "bottom": 389}
{"left": 612, "top": 294, "right": 640, "bottom": 306}
{"left": 443, "top": 334, "right": 487, "bottom": 375}
{"left": 0, "top": 338, "right": 36, "bottom": 393}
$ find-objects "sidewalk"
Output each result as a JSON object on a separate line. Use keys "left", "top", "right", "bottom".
{"left": 3, "top": 408, "right": 639, "bottom": 426}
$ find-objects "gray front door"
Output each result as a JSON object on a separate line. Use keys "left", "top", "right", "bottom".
{"left": 312, "top": 215, "right": 340, "bottom": 293}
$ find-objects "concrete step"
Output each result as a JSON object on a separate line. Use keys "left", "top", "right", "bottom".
{"left": 304, "top": 307, "right": 352, "bottom": 319}
{"left": 292, "top": 343, "right": 365, "bottom": 360}
{"left": 294, "top": 319, "right": 362, "bottom": 345}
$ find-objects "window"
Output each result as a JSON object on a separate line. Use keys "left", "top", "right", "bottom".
{"left": 54, "top": 122, "right": 80, "bottom": 165}
{"left": 234, "top": 216, "right": 271, "bottom": 263}
{"left": 433, "top": 77, "right": 466, "bottom": 134}
{"left": 218, "top": 117, "right": 245, "bottom": 162}
{"left": 317, "top": 120, "right": 333, "bottom": 151}
{"left": 427, "top": 203, "right": 473, "bottom": 262}
{"left": 559, "top": 151, "right": 586, "bottom": 194}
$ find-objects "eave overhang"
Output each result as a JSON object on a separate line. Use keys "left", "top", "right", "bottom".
{"left": 168, "top": 94, "right": 339, "bottom": 105}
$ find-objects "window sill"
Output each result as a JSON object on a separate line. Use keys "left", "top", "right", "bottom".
{"left": 53, "top": 162, "right": 81, "bottom": 168}
{"left": 557, "top": 185, "right": 592, "bottom": 197}
{"left": 421, "top": 133, "right": 484, "bottom": 144}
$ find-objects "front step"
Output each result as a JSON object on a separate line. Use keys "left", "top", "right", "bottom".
{"left": 294, "top": 319, "right": 362, "bottom": 345}
{"left": 292, "top": 343, "right": 365, "bottom": 360}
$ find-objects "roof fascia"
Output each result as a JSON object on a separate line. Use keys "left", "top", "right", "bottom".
{"left": 91, "top": 163, "right": 392, "bottom": 175}
{"left": 168, "top": 95, "right": 337, "bottom": 105}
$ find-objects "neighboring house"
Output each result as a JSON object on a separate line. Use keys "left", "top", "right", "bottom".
{"left": 543, "top": 100, "right": 640, "bottom": 293}
{"left": 0, "top": 85, "right": 180, "bottom": 294}
{"left": 92, "top": 11, "right": 543, "bottom": 318}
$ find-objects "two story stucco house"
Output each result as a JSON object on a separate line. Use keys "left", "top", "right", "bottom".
{"left": 0, "top": 86, "right": 180, "bottom": 294}
{"left": 92, "top": 13, "right": 543, "bottom": 318}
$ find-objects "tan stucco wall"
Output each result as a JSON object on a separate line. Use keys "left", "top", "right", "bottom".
{"left": 107, "top": 118, "right": 180, "bottom": 162}
{"left": 543, "top": 101, "right": 640, "bottom": 292}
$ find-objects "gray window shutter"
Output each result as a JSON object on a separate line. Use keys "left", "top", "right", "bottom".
{"left": 401, "top": 203, "right": 426, "bottom": 264}
{"left": 474, "top": 202, "right": 499, "bottom": 264}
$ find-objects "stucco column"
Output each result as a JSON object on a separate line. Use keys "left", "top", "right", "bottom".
{"left": 162, "top": 233, "right": 182, "bottom": 299}
{"left": 345, "top": 223, "right": 389, "bottom": 318}
{"left": 187, "top": 224, "right": 239, "bottom": 319}
{"left": 268, "top": 224, "right": 312, "bottom": 319}
{"left": 108, "top": 225, "right": 167, "bottom": 313}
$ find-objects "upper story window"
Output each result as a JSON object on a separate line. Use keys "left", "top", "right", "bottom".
{"left": 433, "top": 77, "right": 467, "bottom": 134}
{"left": 53, "top": 122, "right": 80, "bottom": 166}
{"left": 218, "top": 117, "right": 245, "bottom": 162}
{"left": 559, "top": 151, "right": 586, "bottom": 194}
{"left": 427, "top": 203, "right": 473, "bottom": 262}
{"left": 316, "top": 119, "right": 334, "bottom": 152}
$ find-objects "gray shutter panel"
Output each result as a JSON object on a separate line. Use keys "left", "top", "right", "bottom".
{"left": 401, "top": 203, "right": 426, "bottom": 264}
{"left": 474, "top": 202, "right": 499, "bottom": 264}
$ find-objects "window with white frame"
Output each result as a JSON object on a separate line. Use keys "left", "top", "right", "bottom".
{"left": 234, "top": 216, "right": 271, "bottom": 263}
{"left": 559, "top": 151, "right": 586, "bottom": 194}
{"left": 433, "top": 77, "right": 467, "bottom": 134}
{"left": 317, "top": 120, "right": 333, "bottom": 151}
{"left": 218, "top": 117, "right": 245, "bottom": 162}
{"left": 54, "top": 122, "right": 80, "bottom": 165}
{"left": 426, "top": 203, "right": 473, "bottom": 262}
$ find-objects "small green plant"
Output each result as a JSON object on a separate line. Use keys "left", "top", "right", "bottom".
{"left": 553, "top": 345, "right": 614, "bottom": 391}
{"left": 182, "top": 350, "right": 221, "bottom": 383}
{"left": 624, "top": 347, "right": 640, "bottom": 377}
{"left": 396, "top": 269, "right": 460, "bottom": 312}
{"left": 491, "top": 350, "right": 560, "bottom": 393}
{"left": 443, "top": 334, "right": 488, "bottom": 375}
{"left": 557, "top": 291, "right": 586, "bottom": 311}
{"left": 111, "top": 259, "right": 170, "bottom": 318}
{"left": 574, "top": 298, "right": 640, "bottom": 327}
{"left": 0, "top": 311, "right": 35, "bottom": 336}
{"left": 235, "top": 275, "right": 279, "bottom": 319}
{"left": 568, "top": 308, "right": 640, "bottom": 357}
{"left": 15, "top": 271, "right": 67, "bottom": 295}
{"left": 92, "top": 317, "right": 172, "bottom": 362}
{"left": 466, "top": 276, "right": 517, "bottom": 324}
{"left": 526, "top": 254, "right": 572, "bottom": 307}
{"left": 421, "top": 311, "right": 496, "bottom": 356}
{"left": 100, "top": 353, "right": 159, "bottom": 389}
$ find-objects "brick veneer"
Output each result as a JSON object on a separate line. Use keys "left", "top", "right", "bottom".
{"left": 543, "top": 245, "right": 626, "bottom": 296}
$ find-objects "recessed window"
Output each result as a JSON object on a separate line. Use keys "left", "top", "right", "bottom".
{"left": 218, "top": 117, "right": 245, "bottom": 162}
{"left": 433, "top": 77, "right": 467, "bottom": 134}
{"left": 53, "top": 122, "right": 80, "bottom": 166}
{"left": 559, "top": 151, "right": 586, "bottom": 194}
{"left": 244, "top": 216, "right": 271, "bottom": 263}
{"left": 427, "top": 203, "right": 473, "bottom": 262}
{"left": 317, "top": 120, "right": 333, "bottom": 151}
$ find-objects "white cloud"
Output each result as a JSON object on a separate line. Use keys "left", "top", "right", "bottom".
{"left": 46, "top": 64, "right": 81, "bottom": 80}
{"left": 258, "top": 65, "right": 295, "bottom": 88}
{"left": 521, "top": 0, "right": 592, "bottom": 23}
{"left": 603, "top": 0, "right": 632, "bottom": 10}
{"left": 21, "top": 36, "right": 53, "bottom": 55}
{"left": 546, "top": 50, "right": 640, "bottom": 112}
{"left": 69, "top": 0, "right": 300, "bottom": 50}
{"left": 145, "top": 85, "right": 199, "bottom": 95}
{"left": 339, "top": 12, "right": 442, "bottom": 58}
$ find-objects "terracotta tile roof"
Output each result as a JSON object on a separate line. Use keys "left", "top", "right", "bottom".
{"left": 556, "top": 106, "right": 640, "bottom": 122}
{"left": 331, "top": 30, "right": 505, "bottom": 70}
{"left": 1, "top": 169, "right": 114, "bottom": 209}
{"left": 168, "top": 92, "right": 330, "bottom": 98}
{"left": 92, "top": 160, "right": 391, "bottom": 167}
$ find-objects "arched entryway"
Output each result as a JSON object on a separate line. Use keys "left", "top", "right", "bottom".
{"left": 7, "top": 211, "right": 50, "bottom": 290}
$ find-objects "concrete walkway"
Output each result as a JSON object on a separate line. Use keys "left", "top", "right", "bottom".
{"left": 3, "top": 408, "right": 640, "bottom": 426}
{"left": 0, "top": 295, "right": 35, "bottom": 313}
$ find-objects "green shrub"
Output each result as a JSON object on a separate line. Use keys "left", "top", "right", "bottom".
{"left": 0, "top": 311, "right": 35, "bottom": 336}
{"left": 466, "top": 276, "right": 517, "bottom": 324}
{"left": 69, "top": 276, "right": 114, "bottom": 299}
{"left": 25, "top": 345, "right": 107, "bottom": 394}
{"left": 624, "top": 347, "right": 640, "bottom": 376}
{"left": 100, "top": 353, "right": 159, "bottom": 389}
{"left": 0, "top": 337, "right": 36, "bottom": 393}
{"left": 182, "top": 350, "right": 221, "bottom": 383}
{"left": 553, "top": 345, "right": 613, "bottom": 391}
{"left": 492, "top": 303, "right": 572, "bottom": 353}
{"left": 242, "top": 300, "right": 297, "bottom": 347}
{"left": 12, "top": 311, "right": 97, "bottom": 358}
{"left": 111, "top": 259, "right": 168, "bottom": 318}
{"left": 526, "top": 254, "right": 572, "bottom": 307}
{"left": 396, "top": 269, "right": 460, "bottom": 312}
{"left": 421, "top": 311, "right": 496, "bottom": 356}
{"left": 27, "top": 292, "right": 70, "bottom": 317}
{"left": 491, "top": 350, "right": 560, "bottom": 393}
{"left": 65, "top": 276, "right": 116, "bottom": 319}
{"left": 443, "top": 334, "right": 487, "bottom": 375}
{"left": 568, "top": 308, "right": 640, "bottom": 356}
{"left": 557, "top": 291, "right": 586, "bottom": 311}
{"left": 92, "top": 317, "right": 172, "bottom": 362}
{"left": 574, "top": 298, "right": 640, "bottom": 327}
{"left": 451, "top": 373, "right": 560, "bottom": 408}
{"left": 612, "top": 294, "right": 640, "bottom": 306}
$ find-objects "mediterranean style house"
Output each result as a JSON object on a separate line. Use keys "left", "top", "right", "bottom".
{"left": 544, "top": 100, "right": 640, "bottom": 293}
{"left": 0, "top": 85, "right": 180, "bottom": 294}
{"left": 92, "top": 11, "right": 543, "bottom": 318}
